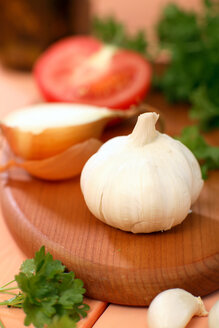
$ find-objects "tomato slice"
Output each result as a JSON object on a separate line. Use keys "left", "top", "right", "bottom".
{"left": 34, "top": 36, "right": 151, "bottom": 109}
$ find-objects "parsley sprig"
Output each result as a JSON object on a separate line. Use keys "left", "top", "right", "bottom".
{"left": 0, "top": 246, "right": 89, "bottom": 328}
{"left": 176, "top": 125, "right": 219, "bottom": 179}
{"left": 155, "top": 0, "right": 219, "bottom": 131}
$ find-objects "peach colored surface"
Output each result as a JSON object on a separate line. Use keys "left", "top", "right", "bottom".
{"left": 0, "top": 65, "right": 218, "bottom": 327}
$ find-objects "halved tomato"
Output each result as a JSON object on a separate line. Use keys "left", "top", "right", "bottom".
{"left": 34, "top": 36, "right": 151, "bottom": 109}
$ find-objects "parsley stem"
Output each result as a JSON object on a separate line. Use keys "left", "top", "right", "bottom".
{"left": 1, "top": 280, "right": 16, "bottom": 288}
{"left": 8, "top": 305, "right": 23, "bottom": 308}
{"left": 0, "top": 287, "right": 18, "bottom": 292}
{"left": 0, "top": 301, "right": 10, "bottom": 306}
{"left": 0, "top": 292, "right": 17, "bottom": 296}
{"left": 0, "top": 319, "right": 5, "bottom": 328}
{"left": 0, "top": 300, "right": 19, "bottom": 306}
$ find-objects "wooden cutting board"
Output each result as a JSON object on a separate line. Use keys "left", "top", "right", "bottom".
{"left": 1, "top": 94, "right": 219, "bottom": 306}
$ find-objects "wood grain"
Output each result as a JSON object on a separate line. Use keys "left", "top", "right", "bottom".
{"left": 0, "top": 93, "right": 219, "bottom": 306}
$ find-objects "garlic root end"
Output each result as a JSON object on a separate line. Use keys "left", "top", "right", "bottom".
{"left": 196, "top": 296, "right": 208, "bottom": 316}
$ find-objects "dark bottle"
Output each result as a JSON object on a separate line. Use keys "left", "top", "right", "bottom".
{"left": 0, "top": 0, "right": 90, "bottom": 70}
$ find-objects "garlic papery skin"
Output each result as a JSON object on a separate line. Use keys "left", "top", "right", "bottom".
{"left": 147, "top": 288, "right": 208, "bottom": 328}
{"left": 0, "top": 103, "right": 124, "bottom": 160}
{"left": 81, "top": 112, "right": 203, "bottom": 233}
{"left": 209, "top": 300, "right": 219, "bottom": 328}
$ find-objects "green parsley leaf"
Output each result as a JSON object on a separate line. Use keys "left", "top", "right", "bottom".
{"left": 47, "top": 315, "right": 76, "bottom": 328}
{"left": 0, "top": 246, "right": 89, "bottom": 328}
{"left": 157, "top": 3, "right": 201, "bottom": 46}
{"left": 20, "top": 259, "right": 35, "bottom": 277}
{"left": 92, "top": 16, "right": 147, "bottom": 56}
{"left": 190, "top": 86, "right": 219, "bottom": 131}
{"left": 176, "top": 125, "right": 219, "bottom": 179}
{"left": 23, "top": 299, "right": 53, "bottom": 327}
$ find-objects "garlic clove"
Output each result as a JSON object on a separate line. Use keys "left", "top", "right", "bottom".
{"left": 209, "top": 300, "right": 219, "bottom": 328}
{"left": 0, "top": 138, "right": 102, "bottom": 181}
{"left": 0, "top": 103, "right": 137, "bottom": 161}
{"left": 147, "top": 288, "right": 208, "bottom": 328}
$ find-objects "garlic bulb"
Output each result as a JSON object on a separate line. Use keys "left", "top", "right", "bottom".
{"left": 81, "top": 112, "right": 203, "bottom": 233}
{"left": 0, "top": 103, "right": 132, "bottom": 160}
{"left": 209, "top": 300, "right": 219, "bottom": 328}
{"left": 147, "top": 288, "right": 208, "bottom": 328}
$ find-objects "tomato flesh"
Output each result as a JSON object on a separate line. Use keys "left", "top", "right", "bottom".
{"left": 34, "top": 36, "right": 152, "bottom": 109}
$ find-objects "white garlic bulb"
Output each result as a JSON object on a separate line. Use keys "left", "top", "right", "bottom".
{"left": 209, "top": 300, "right": 219, "bottom": 328}
{"left": 81, "top": 112, "right": 203, "bottom": 233}
{"left": 147, "top": 288, "right": 208, "bottom": 328}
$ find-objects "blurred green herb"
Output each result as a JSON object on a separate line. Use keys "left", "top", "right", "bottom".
{"left": 176, "top": 125, "right": 219, "bottom": 179}
{"left": 155, "top": 0, "right": 219, "bottom": 131}
{"left": 91, "top": 12, "right": 219, "bottom": 177}
{"left": 0, "top": 246, "right": 89, "bottom": 328}
{"left": 92, "top": 16, "right": 147, "bottom": 56}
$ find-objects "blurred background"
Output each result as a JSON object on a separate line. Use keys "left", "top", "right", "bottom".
{"left": 0, "top": 0, "right": 218, "bottom": 153}
{"left": 0, "top": 0, "right": 202, "bottom": 70}
{"left": 92, "top": 0, "right": 202, "bottom": 41}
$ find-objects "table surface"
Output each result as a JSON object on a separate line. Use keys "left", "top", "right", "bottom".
{"left": 0, "top": 64, "right": 218, "bottom": 328}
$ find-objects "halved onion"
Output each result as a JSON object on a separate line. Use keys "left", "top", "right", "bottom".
{"left": 0, "top": 103, "right": 133, "bottom": 160}
{"left": 0, "top": 103, "right": 141, "bottom": 180}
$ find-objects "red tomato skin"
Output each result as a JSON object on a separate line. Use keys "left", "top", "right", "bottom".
{"left": 34, "top": 36, "right": 152, "bottom": 110}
